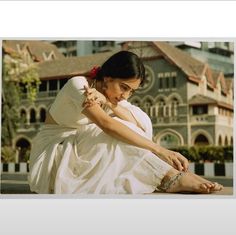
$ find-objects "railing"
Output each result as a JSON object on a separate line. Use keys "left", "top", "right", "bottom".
{"left": 1, "top": 162, "right": 233, "bottom": 177}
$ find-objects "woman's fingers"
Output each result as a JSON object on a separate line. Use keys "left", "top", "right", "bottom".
{"left": 182, "top": 159, "right": 189, "bottom": 172}
{"left": 172, "top": 158, "right": 183, "bottom": 171}
{"left": 177, "top": 154, "right": 189, "bottom": 172}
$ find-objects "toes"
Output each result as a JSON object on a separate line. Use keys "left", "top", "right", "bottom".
{"left": 210, "top": 182, "right": 224, "bottom": 191}
{"left": 200, "top": 183, "right": 211, "bottom": 193}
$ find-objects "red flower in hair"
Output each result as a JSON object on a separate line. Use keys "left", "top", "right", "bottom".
{"left": 89, "top": 66, "right": 100, "bottom": 79}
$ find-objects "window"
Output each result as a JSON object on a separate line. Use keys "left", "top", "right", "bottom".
{"left": 39, "top": 108, "right": 46, "bottom": 122}
{"left": 192, "top": 105, "right": 208, "bottom": 115}
{"left": 30, "top": 109, "right": 36, "bottom": 123}
{"left": 157, "top": 99, "right": 165, "bottom": 117}
{"left": 166, "top": 76, "right": 169, "bottom": 88}
{"left": 172, "top": 76, "right": 176, "bottom": 88}
{"left": 19, "top": 83, "right": 27, "bottom": 93}
{"left": 39, "top": 81, "right": 47, "bottom": 92}
{"left": 160, "top": 134, "right": 180, "bottom": 148}
{"left": 144, "top": 99, "right": 153, "bottom": 116}
{"left": 224, "top": 42, "right": 229, "bottom": 48}
{"left": 218, "top": 136, "right": 222, "bottom": 146}
{"left": 171, "top": 98, "right": 179, "bottom": 116}
{"left": 225, "top": 137, "right": 228, "bottom": 146}
{"left": 131, "top": 99, "right": 141, "bottom": 107}
{"left": 49, "top": 80, "right": 58, "bottom": 90}
{"left": 60, "top": 79, "right": 68, "bottom": 89}
{"left": 20, "top": 109, "right": 27, "bottom": 124}
{"left": 159, "top": 78, "right": 163, "bottom": 89}
{"left": 194, "top": 134, "right": 209, "bottom": 146}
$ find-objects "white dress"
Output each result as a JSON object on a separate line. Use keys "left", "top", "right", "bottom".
{"left": 28, "top": 76, "right": 172, "bottom": 194}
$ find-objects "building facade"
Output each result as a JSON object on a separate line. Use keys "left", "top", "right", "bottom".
{"left": 169, "top": 41, "right": 234, "bottom": 77}
{"left": 50, "top": 40, "right": 119, "bottom": 57}
{"left": 2, "top": 40, "right": 234, "bottom": 162}
{"left": 125, "top": 41, "right": 233, "bottom": 148}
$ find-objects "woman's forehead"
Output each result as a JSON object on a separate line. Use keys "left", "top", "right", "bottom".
{"left": 118, "top": 78, "right": 141, "bottom": 89}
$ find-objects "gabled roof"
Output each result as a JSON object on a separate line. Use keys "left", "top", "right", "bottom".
{"left": 3, "top": 40, "right": 65, "bottom": 62}
{"left": 188, "top": 94, "right": 217, "bottom": 105}
{"left": 152, "top": 41, "right": 206, "bottom": 84}
{"left": 188, "top": 94, "right": 233, "bottom": 110}
{"left": 225, "top": 78, "right": 234, "bottom": 92}
{"left": 212, "top": 70, "right": 228, "bottom": 95}
{"left": 38, "top": 51, "right": 116, "bottom": 80}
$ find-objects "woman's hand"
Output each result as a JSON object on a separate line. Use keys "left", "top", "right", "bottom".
{"left": 83, "top": 85, "right": 107, "bottom": 108}
{"left": 155, "top": 147, "right": 189, "bottom": 172}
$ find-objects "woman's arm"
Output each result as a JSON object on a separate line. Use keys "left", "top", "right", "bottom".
{"left": 82, "top": 101, "right": 189, "bottom": 172}
{"left": 83, "top": 86, "right": 143, "bottom": 129}
{"left": 105, "top": 101, "right": 145, "bottom": 131}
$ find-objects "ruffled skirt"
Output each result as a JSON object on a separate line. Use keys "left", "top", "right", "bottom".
{"left": 28, "top": 119, "right": 172, "bottom": 194}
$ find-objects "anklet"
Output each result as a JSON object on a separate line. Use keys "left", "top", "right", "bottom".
{"left": 157, "top": 172, "right": 184, "bottom": 192}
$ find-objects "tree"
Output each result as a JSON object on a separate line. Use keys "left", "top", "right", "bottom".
{"left": 1, "top": 50, "right": 41, "bottom": 146}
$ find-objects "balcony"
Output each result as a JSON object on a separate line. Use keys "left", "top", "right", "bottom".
{"left": 190, "top": 114, "right": 233, "bottom": 126}
{"left": 208, "top": 42, "right": 233, "bottom": 56}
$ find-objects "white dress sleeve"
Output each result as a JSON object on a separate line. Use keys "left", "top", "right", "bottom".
{"left": 49, "top": 76, "right": 90, "bottom": 127}
{"left": 67, "top": 76, "right": 89, "bottom": 110}
{"left": 118, "top": 100, "right": 153, "bottom": 140}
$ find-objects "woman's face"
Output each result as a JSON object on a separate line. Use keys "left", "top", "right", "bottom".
{"left": 103, "top": 77, "right": 141, "bottom": 105}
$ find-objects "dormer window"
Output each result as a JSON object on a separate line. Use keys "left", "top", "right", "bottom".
{"left": 43, "top": 51, "right": 56, "bottom": 61}
{"left": 192, "top": 105, "right": 208, "bottom": 115}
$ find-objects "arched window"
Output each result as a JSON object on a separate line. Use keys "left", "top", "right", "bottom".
{"left": 20, "top": 108, "right": 27, "bottom": 124}
{"left": 160, "top": 133, "right": 180, "bottom": 148}
{"left": 194, "top": 134, "right": 209, "bottom": 146}
{"left": 225, "top": 136, "right": 228, "bottom": 146}
{"left": 39, "top": 108, "right": 46, "bottom": 122}
{"left": 131, "top": 99, "right": 141, "bottom": 107}
{"left": 143, "top": 98, "right": 153, "bottom": 116}
{"left": 157, "top": 99, "right": 165, "bottom": 117}
{"left": 218, "top": 135, "right": 222, "bottom": 146}
{"left": 170, "top": 98, "right": 179, "bottom": 117}
{"left": 230, "top": 136, "right": 233, "bottom": 146}
{"left": 30, "top": 108, "right": 36, "bottom": 123}
{"left": 15, "top": 138, "right": 31, "bottom": 162}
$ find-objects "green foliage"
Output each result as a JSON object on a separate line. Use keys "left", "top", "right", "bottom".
{"left": 1, "top": 146, "right": 16, "bottom": 163}
{"left": 3, "top": 53, "right": 40, "bottom": 102}
{"left": 223, "top": 146, "right": 233, "bottom": 162}
{"left": 198, "top": 146, "right": 224, "bottom": 163}
{"left": 2, "top": 52, "right": 40, "bottom": 146}
{"left": 171, "top": 146, "right": 233, "bottom": 163}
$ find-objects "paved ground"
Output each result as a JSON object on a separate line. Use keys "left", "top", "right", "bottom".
{"left": 0, "top": 173, "right": 234, "bottom": 195}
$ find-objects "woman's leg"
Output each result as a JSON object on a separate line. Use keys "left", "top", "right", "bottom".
{"left": 158, "top": 168, "right": 223, "bottom": 193}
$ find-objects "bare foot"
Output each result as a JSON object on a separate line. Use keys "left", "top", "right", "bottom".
{"left": 189, "top": 172, "right": 223, "bottom": 192}
{"left": 159, "top": 169, "right": 223, "bottom": 194}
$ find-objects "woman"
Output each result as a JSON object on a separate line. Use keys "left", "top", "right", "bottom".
{"left": 28, "top": 51, "right": 223, "bottom": 194}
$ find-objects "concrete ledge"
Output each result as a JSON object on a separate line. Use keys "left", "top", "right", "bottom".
{"left": 1, "top": 163, "right": 29, "bottom": 173}
{"left": 153, "top": 187, "right": 233, "bottom": 196}
{"left": 188, "top": 162, "right": 234, "bottom": 177}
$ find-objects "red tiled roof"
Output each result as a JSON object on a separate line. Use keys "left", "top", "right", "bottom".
{"left": 188, "top": 94, "right": 217, "bottom": 105}
{"left": 38, "top": 51, "right": 116, "bottom": 80}
{"left": 152, "top": 41, "right": 206, "bottom": 83}
{"left": 211, "top": 70, "right": 228, "bottom": 95}
{"left": 225, "top": 78, "right": 234, "bottom": 92}
{"left": 3, "top": 40, "right": 64, "bottom": 62}
{"left": 188, "top": 94, "right": 233, "bottom": 110}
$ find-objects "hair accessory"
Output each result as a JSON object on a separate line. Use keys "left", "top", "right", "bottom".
{"left": 89, "top": 66, "right": 100, "bottom": 79}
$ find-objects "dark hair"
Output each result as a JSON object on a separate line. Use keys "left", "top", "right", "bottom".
{"left": 95, "top": 51, "right": 146, "bottom": 85}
